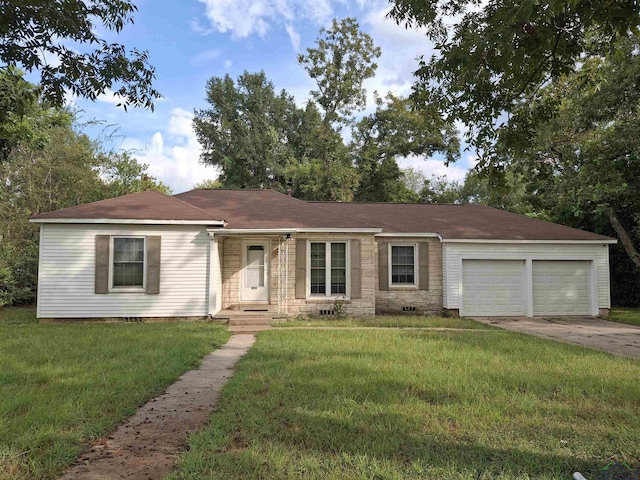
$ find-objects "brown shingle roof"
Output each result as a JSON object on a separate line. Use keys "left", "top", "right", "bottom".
{"left": 30, "top": 190, "right": 217, "bottom": 222}
{"left": 173, "top": 189, "right": 378, "bottom": 229}
{"left": 31, "top": 188, "right": 614, "bottom": 241}
{"left": 311, "top": 202, "right": 614, "bottom": 241}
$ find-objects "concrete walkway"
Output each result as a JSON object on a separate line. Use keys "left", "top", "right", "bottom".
{"left": 472, "top": 316, "right": 640, "bottom": 359}
{"left": 60, "top": 334, "right": 256, "bottom": 480}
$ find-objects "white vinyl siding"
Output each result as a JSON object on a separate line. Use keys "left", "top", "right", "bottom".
{"left": 443, "top": 242, "right": 610, "bottom": 316}
{"left": 462, "top": 260, "right": 525, "bottom": 316}
{"left": 532, "top": 261, "right": 591, "bottom": 315}
{"left": 37, "top": 224, "right": 210, "bottom": 318}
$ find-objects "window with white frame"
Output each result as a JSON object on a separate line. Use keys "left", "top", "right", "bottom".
{"left": 112, "top": 237, "right": 145, "bottom": 288}
{"left": 309, "top": 241, "right": 347, "bottom": 296}
{"left": 390, "top": 244, "right": 417, "bottom": 286}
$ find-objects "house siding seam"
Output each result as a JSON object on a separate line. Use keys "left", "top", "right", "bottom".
{"left": 37, "top": 224, "right": 210, "bottom": 318}
{"left": 443, "top": 242, "right": 611, "bottom": 311}
{"left": 374, "top": 238, "right": 444, "bottom": 315}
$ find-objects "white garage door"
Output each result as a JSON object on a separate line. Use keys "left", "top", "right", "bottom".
{"left": 462, "top": 260, "right": 525, "bottom": 316}
{"left": 533, "top": 261, "right": 591, "bottom": 315}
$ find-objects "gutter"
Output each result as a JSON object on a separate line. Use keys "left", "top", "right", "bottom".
{"left": 440, "top": 239, "right": 618, "bottom": 244}
{"left": 29, "top": 218, "right": 227, "bottom": 226}
{"left": 207, "top": 227, "right": 383, "bottom": 236}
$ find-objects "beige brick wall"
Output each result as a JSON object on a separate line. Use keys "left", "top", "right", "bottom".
{"left": 374, "top": 238, "right": 444, "bottom": 315}
{"left": 219, "top": 233, "right": 443, "bottom": 317}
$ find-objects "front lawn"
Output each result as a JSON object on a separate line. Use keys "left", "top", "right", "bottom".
{"left": 0, "top": 307, "right": 230, "bottom": 480}
{"left": 278, "top": 314, "right": 493, "bottom": 329}
{"left": 171, "top": 329, "right": 640, "bottom": 480}
{"left": 609, "top": 307, "right": 640, "bottom": 326}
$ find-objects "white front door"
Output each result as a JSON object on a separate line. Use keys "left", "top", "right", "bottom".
{"left": 241, "top": 242, "right": 269, "bottom": 302}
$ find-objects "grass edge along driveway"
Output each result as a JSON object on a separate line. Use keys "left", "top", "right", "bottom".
{"left": 170, "top": 329, "right": 639, "bottom": 480}
{"left": 0, "top": 312, "right": 230, "bottom": 480}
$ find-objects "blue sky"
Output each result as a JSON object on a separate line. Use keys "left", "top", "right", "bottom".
{"left": 71, "top": 0, "right": 477, "bottom": 193}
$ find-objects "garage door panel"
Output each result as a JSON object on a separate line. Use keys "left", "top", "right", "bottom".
{"left": 533, "top": 261, "right": 591, "bottom": 316}
{"left": 462, "top": 260, "right": 525, "bottom": 316}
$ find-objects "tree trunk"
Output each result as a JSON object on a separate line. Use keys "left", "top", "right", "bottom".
{"left": 609, "top": 209, "right": 640, "bottom": 268}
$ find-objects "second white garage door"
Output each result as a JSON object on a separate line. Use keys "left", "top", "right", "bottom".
{"left": 462, "top": 260, "right": 525, "bottom": 316}
{"left": 532, "top": 261, "right": 591, "bottom": 315}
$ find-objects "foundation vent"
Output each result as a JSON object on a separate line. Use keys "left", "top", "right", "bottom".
{"left": 319, "top": 309, "right": 335, "bottom": 316}
{"left": 402, "top": 306, "right": 416, "bottom": 313}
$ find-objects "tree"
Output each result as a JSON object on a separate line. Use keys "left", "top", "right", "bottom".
{"left": 193, "top": 70, "right": 359, "bottom": 201}
{"left": 0, "top": 103, "right": 167, "bottom": 306}
{"left": 352, "top": 92, "right": 459, "bottom": 202}
{"left": 298, "top": 17, "right": 381, "bottom": 127}
{"left": 419, "top": 175, "right": 463, "bottom": 204}
{"left": 495, "top": 36, "right": 640, "bottom": 269}
{"left": 194, "top": 178, "right": 223, "bottom": 189}
{"left": 100, "top": 152, "right": 171, "bottom": 196}
{"left": 193, "top": 71, "right": 299, "bottom": 191}
{"left": 0, "top": 0, "right": 160, "bottom": 110}
{"left": 0, "top": 109, "right": 103, "bottom": 305}
{"left": 387, "top": 0, "right": 640, "bottom": 161}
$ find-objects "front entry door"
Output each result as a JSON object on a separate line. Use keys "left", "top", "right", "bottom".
{"left": 241, "top": 242, "right": 269, "bottom": 302}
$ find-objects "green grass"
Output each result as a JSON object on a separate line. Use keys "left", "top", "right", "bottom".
{"left": 0, "top": 305, "right": 38, "bottom": 324}
{"left": 278, "top": 315, "right": 493, "bottom": 329}
{"left": 0, "top": 306, "right": 231, "bottom": 480}
{"left": 171, "top": 329, "right": 640, "bottom": 480}
{"left": 609, "top": 307, "right": 640, "bottom": 326}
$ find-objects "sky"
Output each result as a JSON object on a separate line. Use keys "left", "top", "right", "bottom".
{"left": 71, "top": 0, "right": 478, "bottom": 193}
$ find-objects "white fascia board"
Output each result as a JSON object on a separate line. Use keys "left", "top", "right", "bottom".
{"left": 208, "top": 228, "right": 297, "bottom": 236}
{"left": 298, "top": 228, "right": 382, "bottom": 233}
{"left": 376, "top": 232, "right": 442, "bottom": 239}
{"left": 208, "top": 227, "right": 382, "bottom": 236}
{"left": 29, "top": 218, "right": 225, "bottom": 226}
{"left": 441, "top": 238, "right": 617, "bottom": 244}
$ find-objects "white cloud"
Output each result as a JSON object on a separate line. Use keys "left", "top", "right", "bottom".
{"left": 194, "top": 0, "right": 333, "bottom": 40}
{"left": 397, "top": 154, "right": 470, "bottom": 183}
{"left": 285, "top": 23, "right": 301, "bottom": 51}
{"left": 129, "top": 108, "right": 219, "bottom": 193}
{"left": 361, "top": 5, "right": 434, "bottom": 108}
{"left": 96, "top": 88, "right": 125, "bottom": 106}
{"left": 191, "top": 48, "right": 222, "bottom": 66}
{"left": 224, "top": 59, "right": 233, "bottom": 69}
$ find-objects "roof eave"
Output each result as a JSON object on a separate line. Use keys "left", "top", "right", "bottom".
{"left": 440, "top": 238, "right": 617, "bottom": 244}
{"left": 208, "top": 227, "right": 382, "bottom": 235}
{"left": 29, "top": 218, "right": 226, "bottom": 226}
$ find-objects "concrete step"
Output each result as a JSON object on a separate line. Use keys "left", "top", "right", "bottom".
{"left": 216, "top": 310, "right": 274, "bottom": 318}
{"left": 228, "top": 317, "right": 272, "bottom": 326}
{"left": 228, "top": 304, "right": 278, "bottom": 313}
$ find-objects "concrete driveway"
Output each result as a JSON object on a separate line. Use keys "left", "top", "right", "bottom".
{"left": 473, "top": 316, "right": 640, "bottom": 359}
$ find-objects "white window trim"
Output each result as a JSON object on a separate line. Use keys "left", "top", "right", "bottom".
{"left": 109, "top": 236, "right": 147, "bottom": 293}
{"left": 306, "top": 240, "right": 350, "bottom": 299}
{"left": 389, "top": 243, "right": 419, "bottom": 288}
